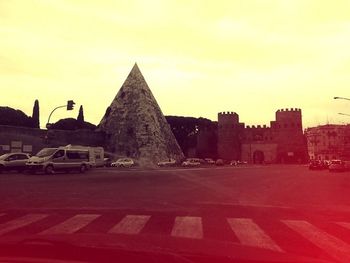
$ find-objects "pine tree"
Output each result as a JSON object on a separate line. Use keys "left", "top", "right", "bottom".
{"left": 32, "top": 99, "right": 40, "bottom": 128}
{"left": 77, "top": 105, "right": 84, "bottom": 123}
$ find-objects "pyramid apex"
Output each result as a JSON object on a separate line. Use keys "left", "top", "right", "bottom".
{"left": 132, "top": 62, "right": 140, "bottom": 71}
{"left": 128, "top": 62, "right": 143, "bottom": 79}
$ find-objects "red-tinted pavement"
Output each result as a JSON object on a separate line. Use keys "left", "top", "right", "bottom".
{"left": 0, "top": 165, "right": 349, "bottom": 262}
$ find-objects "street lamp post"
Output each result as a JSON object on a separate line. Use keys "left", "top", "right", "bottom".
{"left": 339, "top": 113, "right": 350, "bottom": 117}
{"left": 334, "top": 97, "right": 350, "bottom": 101}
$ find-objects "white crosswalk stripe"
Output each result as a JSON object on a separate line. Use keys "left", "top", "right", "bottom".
{"left": 108, "top": 215, "right": 150, "bottom": 234}
{"left": 227, "top": 218, "right": 283, "bottom": 252}
{"left": 39, "top": 214, "right": 100, "bottom": 235}
{"left": 0, "top": 214, "right": 48, "bottom": 235}
{"left": 336, "top": 222, "right": 350, "bottom": 230}
{"left": 282, "top": 220, "right": 350, "bottom": 263}
{"left": 171, "top": 216, "right": 203, "bottom": 239}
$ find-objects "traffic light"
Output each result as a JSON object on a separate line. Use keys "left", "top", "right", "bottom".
{"left": 67, "top": 100, "right": 75, "bottom": 110}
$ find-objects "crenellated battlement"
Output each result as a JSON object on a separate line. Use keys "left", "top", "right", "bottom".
{"left": 276, "top": 108, "right": 301, "bottom": 112}
{"left": 245, "top": 124, "right": 270, "bottom": 130}
{"left": 218, "top": 111, "right": 238, "bottom": 116}
{"left": 218, "top": 111, "right": 240, "bottom": 125}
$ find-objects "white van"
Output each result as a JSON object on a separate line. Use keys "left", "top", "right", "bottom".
{"left": 26, "top": 145, "right": 95, "bottom": 174}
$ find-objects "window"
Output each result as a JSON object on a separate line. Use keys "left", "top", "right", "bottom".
{"left": 53, "top": 150, "right": 64, "bottom": 159}
{"left": 67, "top": 151, "right": 88, "bottom": 160}
{"left": 17, "top": 154, "right": 28, "bottom": 160}
{"left": 7, "top": 155, "right": 17, "bottom": 161}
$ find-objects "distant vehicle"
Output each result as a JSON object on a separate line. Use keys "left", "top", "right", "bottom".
{"left": 309, "top": 160, "right": 327, "bottom": 170}
{"left": 328, "top": 160, "right": 348, "bottom": 172}
{"left": 88, "top": 146, "right": 105, "bottom": 167}
{"left": 111, "top": 158, "right": 134, "bottom": 168}
{"left": 230, "top": 160, "right": 238, "bottom": 166}
{"left": 181, "top": 158, "right": 201, "bottom": 167}
{"left": 157, "top": 158, "right": 176, "bottom": 167}
{"left": 26, "top": 145, "right": 92, "bottom": 174}
{"left": 0, "top": 152, "right": 31, "bottom": 173}
{"left": 215, "top": 159, "right": 224, "bottom": 166}
{"left": 103, "top": 157, "right": 112, "bottom": 167}
{"left": 204, "top": 158, "right": 215, "bottom": 164}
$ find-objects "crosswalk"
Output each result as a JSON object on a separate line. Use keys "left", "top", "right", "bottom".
{"left": 171, "top": 216, "right": 203, "bottom": 239}
{"left": 1, "top": 212, "right": 350, "bottom": 262}
{"left": 39, "top": 214, "right": 100, "bottom": 235}
{"left": 227, "top": 218, "right": 283, "bottom": 252}
{"left": 108, "top": 215, "right": 150, "bottom": 234}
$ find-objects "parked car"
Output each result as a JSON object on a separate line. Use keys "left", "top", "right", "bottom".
{"left": 157, "top": 158, "right": 176, "bottom": 167}
{"left": 111, "top": 158, "right": 134, "bottom": 168}
{"left": 328, "top": 160, "right": 347, "bottom": 172}
{"left": 0, "top": 152, "right": 31, "bottom": 173}
{"left": 309, "top": 160, "right": 328, "bottom": 170}
{"left": 204, "top": 158, "right": 215, "bottom": 165}
{"left": 181, "top": 158, "right": 201, "bottom": 167}
{"left": 230, "top": 160, "right": 238, "bottom": 166}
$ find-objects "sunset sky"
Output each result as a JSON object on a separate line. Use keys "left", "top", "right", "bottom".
{"left": 1, "top": 0, "right": 350, "bottom": 129}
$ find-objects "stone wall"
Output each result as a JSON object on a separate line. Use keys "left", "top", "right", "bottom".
{"left": 241, "top": 143, "right": 278, "bottom": 163}
{"left": 0, "top": 125, "right": 105, "bottom": 155}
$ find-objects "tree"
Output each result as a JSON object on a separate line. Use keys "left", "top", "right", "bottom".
{"left": 0, "top": 107, "right": 33, "bottom": 127}
{"left": 165, "top": 116, "right": 214, "bottom": 156}
{"left": 51, "top": 118, "right": 96, "bottom": 130}
{"left": 77, "top": 105, "right": 84, "bottom": 123}
{"left": 32, "top": 99, "right": 40, "bottom": 128}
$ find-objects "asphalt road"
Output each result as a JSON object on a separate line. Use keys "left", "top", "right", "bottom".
{"left": 0, "top": 165, "right": 350, "bottom": 262}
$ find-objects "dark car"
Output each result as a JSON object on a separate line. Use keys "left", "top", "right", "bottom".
{"left": 308, "top": 160, "right": 327, "bottom": 170}
{"left": 0, "top": 152, "right": 31, "bottom": 173}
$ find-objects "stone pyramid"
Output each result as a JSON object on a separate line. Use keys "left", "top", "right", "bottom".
{"left": 98, "top": 63, "right": 184, "bottom": 166}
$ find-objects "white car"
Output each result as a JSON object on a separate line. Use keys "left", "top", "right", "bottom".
{"left": 111, "top": 158, "right": 134, "bottom": 168}
{"left": 328, "top": 159, "right": 347, "bottom": 172}
{"left": 0, "top": 153, "right": 31, "bottom": 173}
{"left": 157, "top": 158, "right": 176, "bottom": 167}
{"left": 181, "top": 159, "right": 201, "bottom": 167}
{"left": 204, "top": 158, "right": 215, "bottom": 164}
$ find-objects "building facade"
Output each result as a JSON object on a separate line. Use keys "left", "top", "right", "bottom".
{"left": 305, "top": 124, "right": 350, "bottom": 161}
{"left": 217, "top": 108, "right": 308, "bottom": 163}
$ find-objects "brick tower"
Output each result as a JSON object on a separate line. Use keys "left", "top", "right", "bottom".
{"left": 217, "top": 112, "right": 244, "bottom": 161}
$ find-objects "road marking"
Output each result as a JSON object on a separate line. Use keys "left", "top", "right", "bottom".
{"left": 171, "top": 216, "right": 203, "bottom": 239}
{"left": 39, "top": 214, "right": 100, "bottom": 235}
{"left": 227, "top": 218, "right": 283, "bottom": 252}
{"left": 282, "top": 220, "right": 350, "bottom": 263}
{"left": 0, "top": 214, "right": 48, "bottom": 235}
{"left": 108, "top": 215, "right": 150, "bottom": 234}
